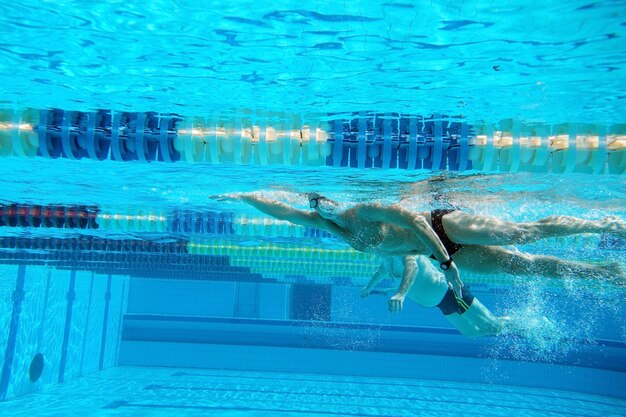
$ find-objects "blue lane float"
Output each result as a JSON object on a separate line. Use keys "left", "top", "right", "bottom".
{"left": 0, "top": 108, "right": 625, "bottom": 174}
{"left": 325, "top": 113, "right": 465, "bottom": 170}
{"left": 168, "top": 210, "right": 235, "bottom": 235}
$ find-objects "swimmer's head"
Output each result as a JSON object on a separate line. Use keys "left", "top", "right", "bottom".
{"left": 307, "top": 192, "right": 344, "bottom": 223}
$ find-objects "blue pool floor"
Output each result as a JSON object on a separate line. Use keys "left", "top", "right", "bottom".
{"left": 0, "top": 366, "right": 624, "bottom": 417}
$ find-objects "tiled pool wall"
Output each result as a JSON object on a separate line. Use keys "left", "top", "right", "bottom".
{"left": 0, "top": 265, "right": 128, "bottom": 401}
{"left": 1, "top": 270, "right": 624, "bottom": 402}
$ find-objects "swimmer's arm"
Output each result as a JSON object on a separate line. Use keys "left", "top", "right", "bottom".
{"left": 355, "top": 204, "right": 450, "bottom": 262}
{"left": 394, "top": 256, "right": 418, "bottom": 297}
{"left": 238, "top": 193, "right": 323, "bottom": 229}
{"left": 402, "top": 213, "right": 464, "bottom": 295}
{"left": 361, "top": 263, "right": 388, "bottom": 298}
{"left": 388, "top": 256, "right": 418, "bottom": 312}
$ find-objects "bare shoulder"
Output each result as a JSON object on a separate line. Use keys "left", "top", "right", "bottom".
{"left": 389, "top": 204, "right": 429, "bottom": 219}
{"left": 350, "top": 202, "right": 389, "bottom": 218}
{"left": 351, "top": 201, "right": 382, "bottom": 212}
{"left": 305, "top": 210, "right": 328, "bottom": 226}
{"left": 310, "top": 211, "right": 345, "bottom": 232}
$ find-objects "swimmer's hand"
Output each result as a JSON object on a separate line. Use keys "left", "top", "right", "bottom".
{"left": 209, "top": 192, "right": 244, "bottom": 202}
{"left": 388, "top": 293, "right": 405, "bottom": 313}
{"left": 444, "top": 262, "right": 464, "bottom": 298}
{"left": 360, "top": 287, "right": 371, "bottom": 299}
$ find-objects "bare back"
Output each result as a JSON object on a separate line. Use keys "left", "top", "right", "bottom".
{"left": 325, "top": 208, "right": 433, "bottom": 257}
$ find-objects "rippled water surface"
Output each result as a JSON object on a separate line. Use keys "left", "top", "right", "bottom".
{"left": 1, "top": 0, "right": 625, "bottom": 123}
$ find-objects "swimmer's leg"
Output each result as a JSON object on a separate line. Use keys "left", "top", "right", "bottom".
{"left": 454, "top": 245, "right": 625, "bottom": 283}
{"left": 445, "top": 299, "right": 510, "bottom": 338}
{"left": 444, "top": 212, "right": 626, "bottom": 246}
{"left": 444, "top": 312, "right": 480, "bottom": 338}
{"left": 444, "top": 296, "right": 563, "bottom": 340}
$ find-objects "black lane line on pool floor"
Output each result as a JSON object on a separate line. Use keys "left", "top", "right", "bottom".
{"left": 166, "top": 371, "right": 625, "bottom": 408}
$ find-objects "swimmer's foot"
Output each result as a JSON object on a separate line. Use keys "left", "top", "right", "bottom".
{"left": 601, "top": 216, "right": 626, "bottom": 238}
{"left": 501, "top": 315, "right": 565, "bottom": 343}
{"left": 540, "top": 316, "right": 560, "bottom": 335}
{"left": 598, "top": 261, "right": 626, "bottom": 286}
{"left": 496, "top": 315, "right": 514, "bottom": 336}
{"left": 539, "top": 317, "right": 568, "bottom": 347}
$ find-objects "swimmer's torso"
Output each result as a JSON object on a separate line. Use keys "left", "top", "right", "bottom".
{"left": 386, "top": 256, "right": 449, "bottom": 308}
{"left": 333, "top": 209, "right": 432, "bottom": 256}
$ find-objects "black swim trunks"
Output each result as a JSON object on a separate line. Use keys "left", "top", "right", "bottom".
{"left": 437, "top": 286, "right": 475, "bottom": 315}
{"left": 430, "top": 209, "right": 463, "bottom": 258}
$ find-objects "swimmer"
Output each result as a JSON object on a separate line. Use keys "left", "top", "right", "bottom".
{"left": 361, "top": 256, "right": 511, "bottom": 338}
{"left": 218, "top": 192, "right": 626, "bottom": 294}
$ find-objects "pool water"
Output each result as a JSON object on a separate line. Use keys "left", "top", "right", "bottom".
{"left": 0, "top": 0, "right": 625, "bottom": 416}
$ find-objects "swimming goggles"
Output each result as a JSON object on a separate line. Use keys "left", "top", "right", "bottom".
{"left": 309, "top": 196, "right": 325, "bottom": 208}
